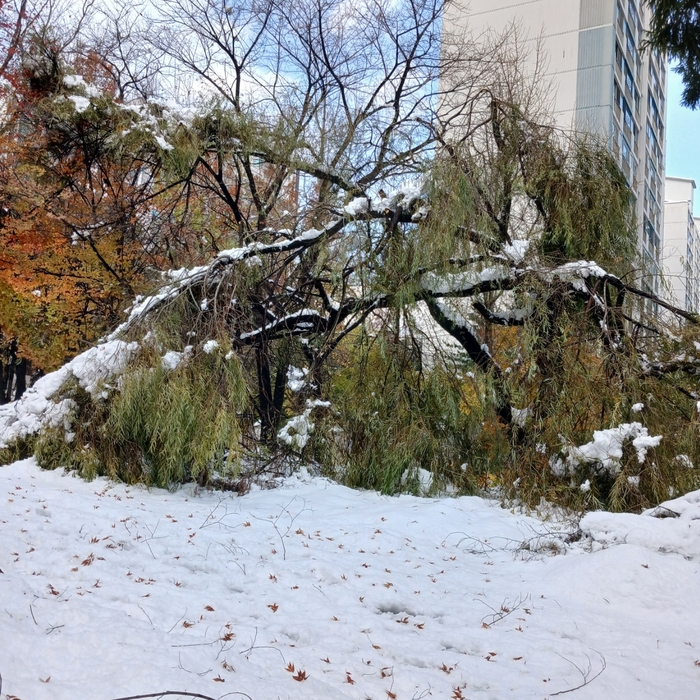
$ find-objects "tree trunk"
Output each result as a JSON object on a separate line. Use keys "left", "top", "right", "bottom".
{"left": 14, "top": 357, "right": 27, "bottom": 401}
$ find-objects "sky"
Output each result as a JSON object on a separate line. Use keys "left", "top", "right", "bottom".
{"left": 665, "top": 64, "right": 700, "bottom": 214}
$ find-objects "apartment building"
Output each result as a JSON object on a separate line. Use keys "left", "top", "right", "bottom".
{"left": 445, "top": 0, "right": 668, "bottom": 295}
{"left": 663, "top": 177, "right": 700, "bottom": 312}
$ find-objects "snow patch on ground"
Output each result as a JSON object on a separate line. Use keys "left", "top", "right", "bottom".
{"left": 1, "top": 459, "right": 699, "bottom": 699}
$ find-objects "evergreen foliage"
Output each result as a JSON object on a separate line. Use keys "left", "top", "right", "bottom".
{"left": 645, "top": 0, "right": 700, "bottom": 107}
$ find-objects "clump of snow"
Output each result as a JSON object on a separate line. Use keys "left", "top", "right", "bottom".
{"left": 344, "top": 197, "right": 369, "bottom": 216}
{"left": 245, "top": 254, "right": 262, "bottom": 267}
{"left": 153, "top": 134, "right": 173, "bottom": 151}
{"left": 67, "top": 95, "right": 91, "bottom": 113}
{"left": 400, "top": 467, "right": 434, "bottom": 495}
{"left": 63, "top": 74, "right": 102, "bottom": 97}
{"left": 376, "top": 178, "right": 424, "bottom": 211}
{"left": 278, "top": 399, "right": 331, "bottom": 451}
{"left": 631, "top": 402, "right": 644, "bottom": 413}
{"left": 547, "top": 260, "right": 610, "bottom": 293}
{"left": 674, "top": 454, "right": 694, "bottom": 470}
{"left": 511, "top": 406, "right": 531, "bottom": 427}
{"left": 202, "top": 339, "right": 219, "bottom": 354}
{"left": 421, "top": 265, "right": 511, "bottom": 294}
{"left": 632, "top": 432, "right": 662, "bottom": 463}
{"left": 0, "top": 340, "right": 138, "bottom": 448}
{"left": 287, "top": 366, "right": 309, "bottom": 392}
{"left": 503, "top": 239, "right": 530, "bottom": 263}
{"left": 550, "top": 422, "right": 662, "bottom": 477}
{"left": 161, "top": 350, "right": 185, "bottom": 370}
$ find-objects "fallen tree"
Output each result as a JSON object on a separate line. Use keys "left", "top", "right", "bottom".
{"left": 0, "top": 0, "right": 698, "bottom": 510}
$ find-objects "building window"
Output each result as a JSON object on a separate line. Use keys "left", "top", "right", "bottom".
{"left": 626, "top": 22, "right": 636, "bottom": 62}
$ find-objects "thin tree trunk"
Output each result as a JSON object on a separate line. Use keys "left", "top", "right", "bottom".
{"left": 14, "top": 357, "right": 27, "bottom": 401}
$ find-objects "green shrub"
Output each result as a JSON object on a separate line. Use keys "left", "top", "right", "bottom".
{"left": 321, "top": 332, "right": 492, "bottom": 494}
{"left": 32, "top": 339, "right": 248, "bottom": 487}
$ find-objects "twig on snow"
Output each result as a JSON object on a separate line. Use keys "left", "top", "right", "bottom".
{"left": 138, "top": 604, "right": 153, "bottom": 626}
{"left": 239, "top": 626, "right": 286, "bottom": 663}
{"left": 477, "top": 593, "right": 530, "bottom": 628}
{"left": 167, "top": 609, "right": 188, "bottom": 633}
{"left": 253, "top": 495, "right": 308, "bottom": 561}
{"left": 178, "top": 652, "right": 211, "bottom": 676}
{"left": 108, "top": 691, "right": 252, "bottom": 700}
{"left": 550, "top": 650, "right": 606, "bottom": 696}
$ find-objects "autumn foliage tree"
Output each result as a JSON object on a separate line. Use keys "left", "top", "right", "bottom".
{"left": 0, "top": 30, "right": 187, "bottom": 375}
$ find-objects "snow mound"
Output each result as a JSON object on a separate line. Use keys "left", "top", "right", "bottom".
{"left": 0, "top": 340, "right": 138, "bottom": 448}
{"left": 644, "top": 488, "right": 700, "bottom": 520}
{"left": 581, "top": 499, "right": 700, "bottom": 560}
{"left": 2, "top": 459, "right": 700, "bottom": 700}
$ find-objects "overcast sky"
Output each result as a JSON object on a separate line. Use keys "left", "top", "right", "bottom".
{"left": 665, "top": 63, "right": 700, "bottom": 214}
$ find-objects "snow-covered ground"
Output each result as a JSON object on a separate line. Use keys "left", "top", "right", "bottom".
{"left": 1, "top": 458, "right": 699, "bottom": 700}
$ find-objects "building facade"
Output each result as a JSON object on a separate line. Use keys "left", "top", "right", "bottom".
{"left": 445, "top": 0, "right": 668, "bottom": 295}
{"left": 663, "top": 177, "right": 700, "bottom": 312}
